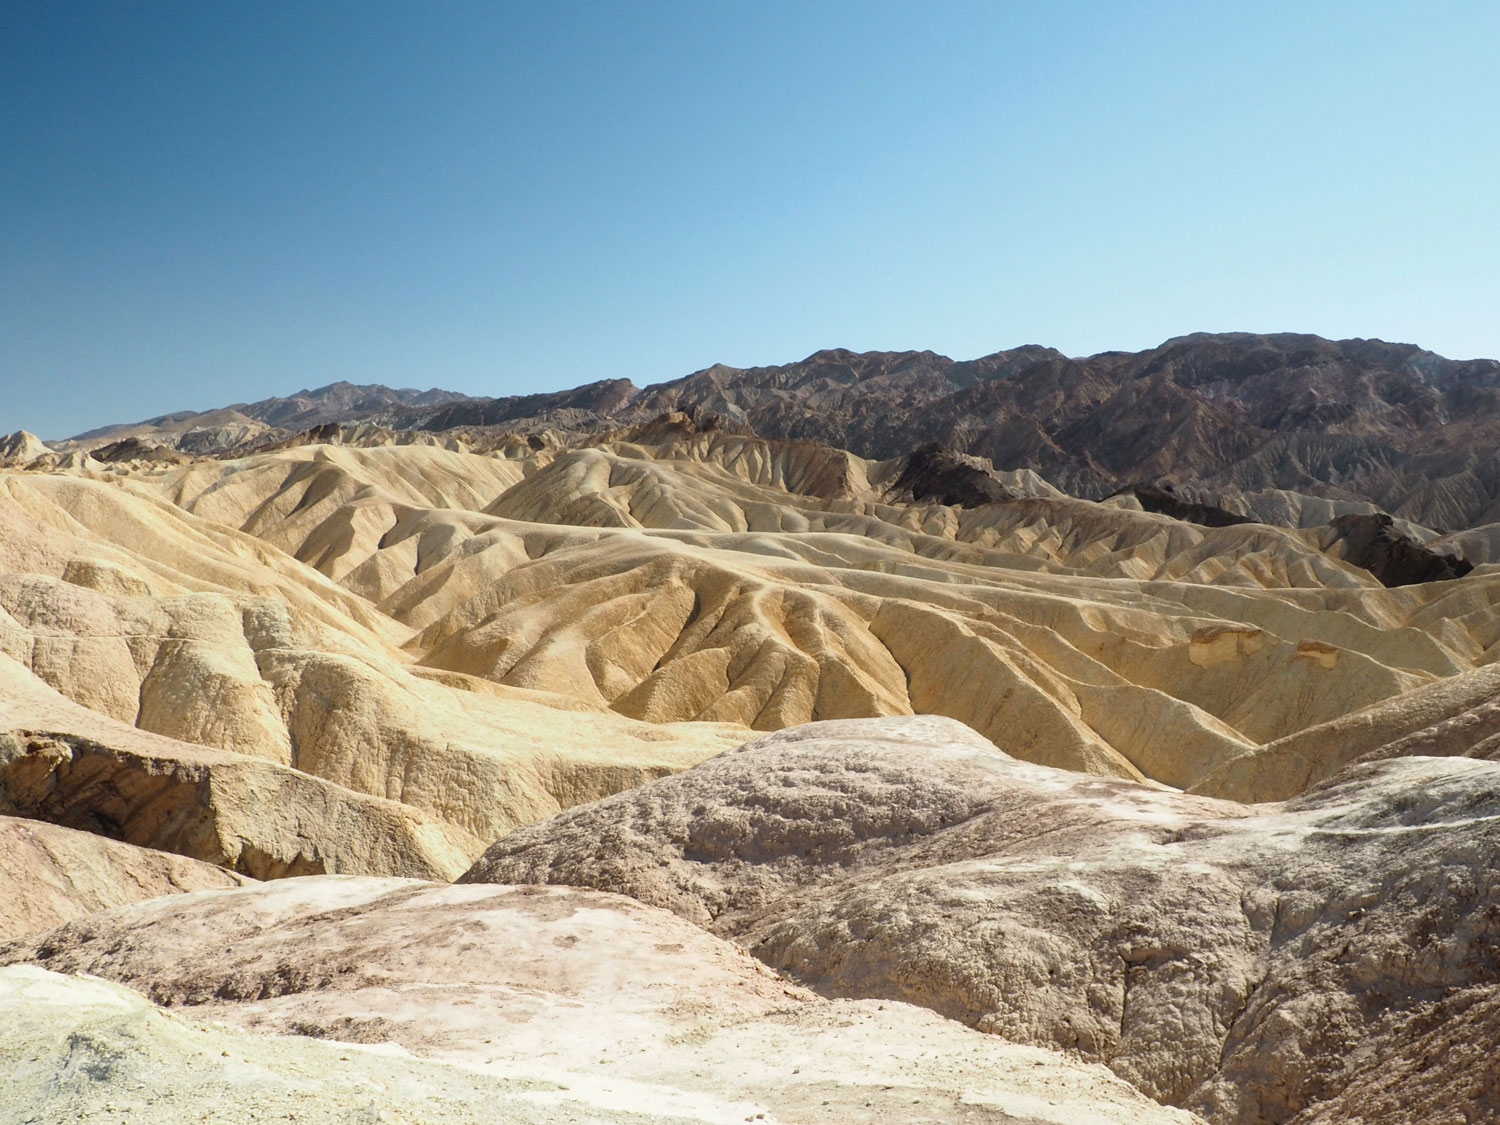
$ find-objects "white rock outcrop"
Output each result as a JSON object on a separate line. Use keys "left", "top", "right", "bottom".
{"left": 462, "top": 715, "right": 1500, "bottom": 1125}
{"left": 0, "top": 877, "right": 1203, "bottom": 1125}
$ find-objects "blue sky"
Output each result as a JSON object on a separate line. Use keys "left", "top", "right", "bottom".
{"left": 3, "top": 1, "right": 1498, "bottom": 438}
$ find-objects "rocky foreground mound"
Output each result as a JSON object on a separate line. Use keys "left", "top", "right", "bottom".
{"left": 462, "top": 716, "right": 1500, "bottom": 1125}
{"left": 3, "top": 712, "right": 1498, "bottom": 1122}
{"left": 0, "top": 876, "right": 1199, "bottom": 1125}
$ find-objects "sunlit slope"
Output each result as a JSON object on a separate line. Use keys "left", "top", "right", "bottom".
{"left": 0, "top": 467, "right": 744, "bottom": 861}
{"left": 53, "top": 433, "right": 1497, "bottom": 797}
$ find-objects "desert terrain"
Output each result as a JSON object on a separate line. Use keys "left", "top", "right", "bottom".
{"left": 4, "top": 334, "right": 1499, "bottom": 1123}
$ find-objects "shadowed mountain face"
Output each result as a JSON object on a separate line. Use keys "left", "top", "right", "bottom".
{"left": 1111, "top": 485, "right": 1256, "bottom": 529}
{"left": 61, "top": 332, "right": 1500, "bottom": 532}
{"left": 1320, "top": 513, "right": 1474, "bottom": 586}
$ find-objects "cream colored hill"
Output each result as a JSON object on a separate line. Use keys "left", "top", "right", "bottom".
{"left": 0, "top": 878, "right": 1203, "bottom": 1125}
{"left": 462, "top": 715, "right": 1500, "bottom": 1125}
{"left": 0, "top": 816, "right": 248, "bottom": 940}
{"left": 1434, "top": 520, "right": 1500, "bottom": 564}
{"left": 0, "top": 654, "right": 478, "bottom": 879}
{"left": 5, "top": 434, "right": 1500, "bottom": 804}
{"left": 0, "top": 467, "right": 744, "bottom": 864}
{"left": 113, "top": 437, "right": 1500, "bottom": 794}
{"left": 1191, "top": 659, "right": 1500, "bottom": 801}
{"left": 0, "top": 430, "right": 50, "bottom": 467}
{"left": 5, "top": 429, "right": 1499, "bottom": 810}
{"left": 1227, "top": 486, "right": 1437, "bottom": 540}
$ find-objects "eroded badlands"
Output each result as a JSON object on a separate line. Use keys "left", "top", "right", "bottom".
{"left": 4, "top": 397, "right": 1500, "bottom": 1123}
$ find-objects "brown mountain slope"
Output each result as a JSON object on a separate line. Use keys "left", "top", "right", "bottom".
{"left": 58, "top": 332, "right": 1500, "bottom": 532}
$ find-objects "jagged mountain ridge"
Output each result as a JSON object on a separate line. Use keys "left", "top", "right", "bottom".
{"left": 55, "top": 332, "right": 1500, "bottom": 532}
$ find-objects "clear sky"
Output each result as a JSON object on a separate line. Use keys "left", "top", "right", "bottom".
{"left": 3, "top": 1, "right": 1498, "bottom": 439}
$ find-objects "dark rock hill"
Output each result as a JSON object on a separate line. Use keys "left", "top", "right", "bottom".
{"left": 1320, "top": 514, "right": 1474, "bottom": 587}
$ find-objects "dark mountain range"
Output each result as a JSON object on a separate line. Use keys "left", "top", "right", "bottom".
{"left": 231, "top": 381, "right": 470, "bottom": 430}
{"left": 68, "top": 382, "right": 472, "bottom": 444}
{"left": 636, "top": 334, "right": 1500, "bottom": 523}
{"left": 410, "top": 379, "right": 640, "bottom": 431}
{"left": 60, "top": 333, "right": 1500, "bottom": 532}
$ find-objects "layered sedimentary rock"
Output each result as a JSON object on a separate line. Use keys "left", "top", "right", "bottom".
{"left": 0, "top": 463, "right": 744, "bottom": 874}
{"left": 139, "top": 436, "right": 1500, "bottom": 793}
{"left": 462, "top": 716, "right": 1500, "bottom": 1125}
{"left": 6, "top": 425, "right": 1500, "bottom": 835}
{"left": 0, "top": 661, "right": 479, "bottom": 880}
